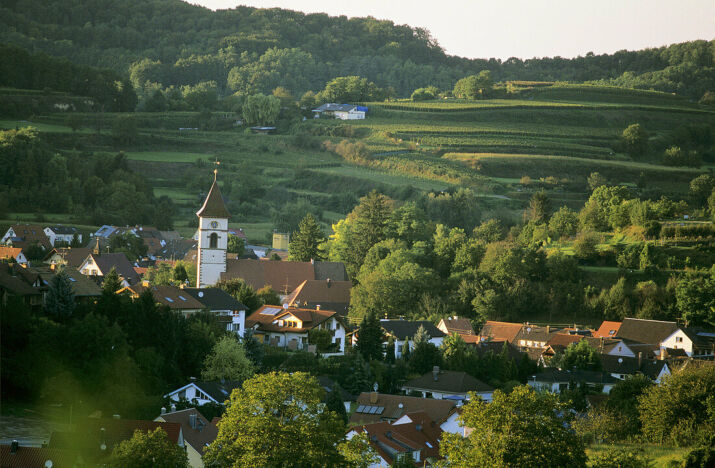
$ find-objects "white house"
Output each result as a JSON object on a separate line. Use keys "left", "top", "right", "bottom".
{"left": 311, "top": 103, "right": 367, "bottom": 120}
{"left": 661, "top": 328, "right": 715, "bottom": 358}
{"left": 155, "top": 408, "right": 217, "bottom": 468}
{"left": 402, "top": 368, "right": 494, "bottom": 403}
{"left": 379, "top": 320, "right": 446, "bottom": 359}
{"left": 182, "top": 287, "right": 247, "bottom": 337}
{"left": 528, "top": 369, "right": 619, "bottom": 394}
{"left": 246, "top": 305, "right": 347, "bottom": 354}
{"left": 0, "top": 247, "right": 28, "bottom": 265}
{"left": 164, "top": 381, "right": 241, "bottom": 406}
{"left": 44, "top": 226, "right": 81, "bottom": 246}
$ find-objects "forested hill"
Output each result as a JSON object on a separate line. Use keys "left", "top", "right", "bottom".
{"left": 2, "top": 0, "right": 713, "bottom": 99}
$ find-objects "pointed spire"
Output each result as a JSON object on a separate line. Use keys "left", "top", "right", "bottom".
{"left": 93, "top": 237, "right": 101, "bottom": 255}
{"left": 196, "top": 168, "right": 231, "bottom": 219}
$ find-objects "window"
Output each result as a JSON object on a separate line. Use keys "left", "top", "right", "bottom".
{"left": 209, "top": 233, "right": 218, "bottom": 248}
{"left": 675, "top": 336, "right": 683, "bottom": 343}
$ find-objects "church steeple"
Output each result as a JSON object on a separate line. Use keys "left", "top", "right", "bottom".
{"left": 196, "top": 168, "right": 231, "bottom": 219}
{"left": 196, "top": 166, "right": 229, "bottom": 288}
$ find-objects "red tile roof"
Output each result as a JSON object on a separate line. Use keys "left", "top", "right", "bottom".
{"left": 478, "top": 321, "right": 523, "bottom": 343}
{"left": 0, "top": 444, "right": 79, "bottom": 468}
{"left": 593, "top": 321, "right": 622, "bottom": 338}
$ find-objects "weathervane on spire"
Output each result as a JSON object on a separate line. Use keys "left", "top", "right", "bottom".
{"left": 213, "top": 157, "right": 220, "bottom": 180}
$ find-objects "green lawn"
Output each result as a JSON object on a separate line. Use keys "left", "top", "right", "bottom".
{"left": 124, "top": 151, "right": 211, "bottom": 163}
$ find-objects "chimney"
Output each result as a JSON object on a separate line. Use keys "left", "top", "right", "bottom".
{"left": 189, "top": 413, "right": 197, "bottom": 429}
{"left": 10, "top": 440, "right": 18, "bottom": 454}
{"left": 316, "top": 304, "right": 320, "bottom": 310}
{"left": 433, "top": 366, "right": 440, "bottom": 381}
{"left": 546, "top": 325, "right": 550, "bottom": 333}
{"left": 170, "top": 403, "right": 177, "bottom": 412}
{"left": 370, "top": 391, "right": 378, "bottom": 404}
{"left": 660, "top": 347, "right": 666, "bottom": 360}
{"left": 638, "top": 352, "right": 643, "bottom": 368}
{"left": 161, "top": 407, "right": 167, "bottom": 415}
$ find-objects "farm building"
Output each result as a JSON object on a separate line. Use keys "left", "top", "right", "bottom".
{"left": 312, "top": 103, "right": 367, "bottom": 120}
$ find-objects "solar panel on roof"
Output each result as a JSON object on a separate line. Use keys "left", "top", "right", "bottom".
{"left": 356, "top": 405, "right": 366, "bottom": 413}
{"left": 376, "top": 407, "right": 384, "bottom": 415}
{"left": 261, "top": 307, "right": 282, "bottom": 315}
{"left": 369, "top": 406, "right": 379, "bottom": 414}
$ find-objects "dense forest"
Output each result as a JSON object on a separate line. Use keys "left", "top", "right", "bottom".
{"left": 1, "top": 0, "right": 713, "bottom": 100}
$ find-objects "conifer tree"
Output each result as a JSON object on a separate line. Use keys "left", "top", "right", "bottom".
{"left": 102, "top": 267, "right": 123, "bottom": 294}
{"left": 288, "top": 213, "right": 326, "bottom": 262}
{"left": 45, "top": 269, "right": 75, "bottom": 320}
{"left": 356, "top": 311, "right": 383, "bottom": 361}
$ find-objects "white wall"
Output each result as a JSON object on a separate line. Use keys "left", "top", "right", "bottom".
{"left": 197, "top": 216, "right": 228, "bottom": 288}
{"left": 661, "top": 330, "right": 693, "bottom": 356}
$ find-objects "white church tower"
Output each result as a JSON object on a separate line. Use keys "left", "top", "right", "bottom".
{"left": 196, "top": 168, "right": 230, "bottom": 288}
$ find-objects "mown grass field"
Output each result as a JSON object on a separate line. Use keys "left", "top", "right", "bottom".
{"left": 124, "top": 151, "right": 212, "bottom": 163}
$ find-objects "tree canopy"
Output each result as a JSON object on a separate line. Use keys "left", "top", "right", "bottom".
{"left": 204, "top": 371, "right": 345, "bottom": 467}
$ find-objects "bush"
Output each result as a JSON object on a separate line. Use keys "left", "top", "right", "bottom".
{"left": 589, "top": 446, "right": 652, "bottom": 468}
{"left": 574, "top": 231, "right": 601, "bottom": 261}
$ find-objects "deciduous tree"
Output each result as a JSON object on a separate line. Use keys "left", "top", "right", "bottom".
{"left": 440, "top": 385, "right": 587, "bottom": 467}
{"left": 201, "top": 335, "right": 254, "bottom": 383}
{"left": 107, "top": 428, "right": 189, "bottom": 468}
{"left": 204, "top": 372, "right": 345, "bottom": 467}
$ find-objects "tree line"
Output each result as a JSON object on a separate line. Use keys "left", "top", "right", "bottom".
{"left": 1, "top": 0, "right": 712, "bottom": 99}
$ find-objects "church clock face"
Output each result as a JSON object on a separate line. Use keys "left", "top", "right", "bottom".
{"left": 210, "top": 221, "right": 219, "bottom": 228}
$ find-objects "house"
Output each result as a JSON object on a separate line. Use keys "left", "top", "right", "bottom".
{"left": 380, "top": 320, "right": 446, "bottom": 359}
{"left": 349, "top": 392, "right": 456, "bottom": 425}
{"left": 592, "top": 320, "right": 622, "bottom": 338}
{"left": 0, "top": 442, "right": 81, "bottom": 468}
{"left": 182, "top": 287, "right": 247, "bottom": 336}
{"left": 117, "top": 283, "right": 206, "bottom": 317}
{"left": 1, "top": 224, "right": 52, "bottom": 251}
{"left": 317, "top": 375, "right": 356, "bottom": 413}
{"left": 437, "top": 316, "right": 475, "bottom": 336}
{"left": 541, "top": 333, "right": 584, "bottom": 359}
{"left": 312, "top": 103, "right": 367, "bottom": 120}
{"left": 615, "top": 318, "right": 679, "bottom": 348}
{"left": 347, "top": 411, "right": 441, "bottom": 467}
{"left": 584, "top": 336, "right": 637, "bottom": 357}
{"left": 49, "top": 418, "right": 183, "bottom": 464}
{"left": 246, "top": 305, "right": 347, "bottom": 353}
{"left": 157, "top": 238, "right": 197, "bottom": 261}
{"left": 135, "top": 226, "right": 165, "bottom": 258}
{"left": 600, "top": 354, "right": 670, "bottom": 383}
{"left": 78, "top": 250, "right": 140, "bottom": 287}
{"left": 402, "top": 367, "right": 493, "bottom": 402}
{"left": 31, "top": 265, "right": 102, "bottom": 304}
{"left": 661, "top": 327, "right": 715, "bottom": 359}
{"left": 155, "top": 408, "right": 218, "bottom": 468}
{"left": 477, "top": 321, "right": 523, "bottom": 344}
{"left": 0, "top": 246, "right": 28, "bottom": 265}
{"left": 221, "top": 258, "right": 348, "bottom": 298}
{"left": 514, "top": 324, "right": 559, "bottom": 350}
{"left": 528, "top": 369, "right": 619, "bottom": 394}
{"left": 164, "top": 381, "right": 241, "bottom": 406}
{"left": 43, "top": 226, "right": 81, "bottom": 246}
{"left": 283, "top": 278, "right": 352, "bottom": 316}
{"left": 43, "top": 247, "right": 92, "bottom": 269}
{"left": 0, "top": 263, "right": 44, "bottom": 308}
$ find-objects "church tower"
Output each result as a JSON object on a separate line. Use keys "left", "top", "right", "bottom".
{"left": 196, "top": 168, "right": 230, "bottom": 288}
